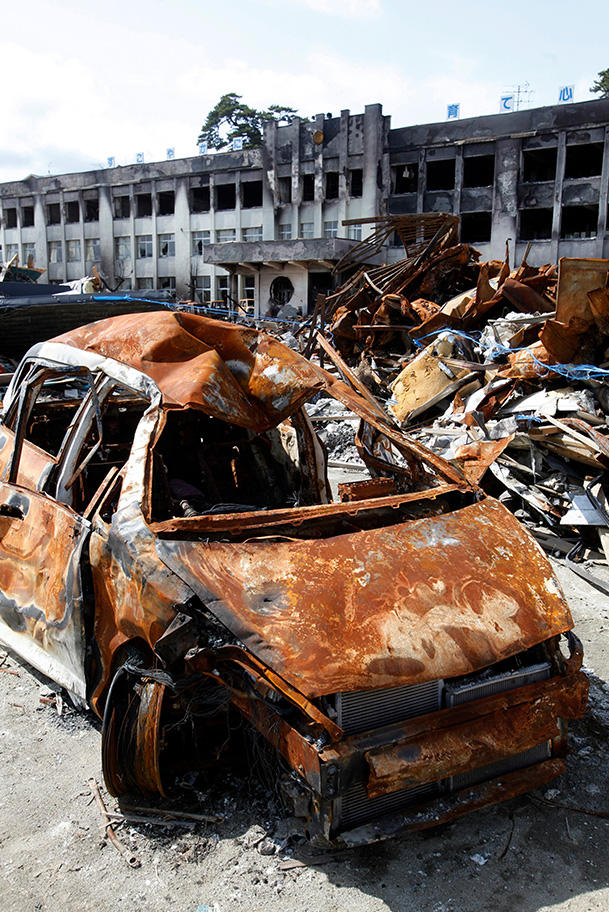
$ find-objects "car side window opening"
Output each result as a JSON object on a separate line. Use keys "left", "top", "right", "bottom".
{"left": 23, "top": 373, "right": 90, "bottom": 457}
{"left": 65, "top": 385, "right": 149, "bottom": 513}
{"left": 150, "top": 409, "right": 308, "bottom": 521}
{"left": 1, "top": 366, "right": 93, "bottom": 493}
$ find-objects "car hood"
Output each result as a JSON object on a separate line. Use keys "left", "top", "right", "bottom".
{"left": 155, "top": 497, "right": 573, "bottom": 698}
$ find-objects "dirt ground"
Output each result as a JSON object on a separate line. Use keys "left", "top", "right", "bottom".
{"left": 1, "top": 555, "right": 608, "bottom": 912}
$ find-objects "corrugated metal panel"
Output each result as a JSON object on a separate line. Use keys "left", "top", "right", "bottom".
{"left": 336, "top": 679, "right": 443, "bottom": 735}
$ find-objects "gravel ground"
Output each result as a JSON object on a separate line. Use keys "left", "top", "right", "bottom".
{"left": 1, "top": 560, "right": 608, "bottom": 912}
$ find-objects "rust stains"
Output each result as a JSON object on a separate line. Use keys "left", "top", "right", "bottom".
{"left": 156, "top": 498, "right": 573, "bottom": 698}
{"left": 365, "top": 672, "right": 588, "bottom": 797}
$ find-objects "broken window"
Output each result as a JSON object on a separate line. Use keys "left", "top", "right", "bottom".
{"left": 66, "top": 240, "right": 81, "bottom": 262}
{"left": 325, "top": 171, "right": 339, "bottom": 200}
{"left": 278, "top": 176, "right": 292, "bottom": 204}
{"left": 242, "top": 274, "right": 255, "bottom": 314}
{"left": 350, "top": 169, "right": 363, "bottom": 198}
{"left": 84, "top": 198, "right": 99, "bottom": 222}
{"left": 279, "top": 223, "right": 292, "bottom": 240}
{"left": 560, "top": 204, "right": 598, "bottom": 239}
{"left": 300, "top": 222, "right": 314, "bottom": 238}
{"left": 324, "top": 220, "right": 338, "bottom": 238}
{"left": 136, "top": 193, "right": 152, "bottom": 218}
{"left": 65, "top": 201, "right": 80, "bottom": 223}
{"left": 114, "top": 196, "right": 130, "bottom": 219}
{"left": 392, "top": 163, "right": 418, "bottom": 194}
{"left": 4, "top": 207, "right": 17, "bottom": 229}
{"left": 463, "top": 155, "right": 495, "bottom": 188}
{"left": 136, "top": 277, "right": 154, "bottom": 289}
{"left": 242, "top": 226, "right": 262, "bottom": 242}
{"left": 460, "top": 211, "right": 492, "bottom": 243}
{"left": 522, "top": 148, "right": 557, "bottom": 183}
{"left": 302, "top": 174, "right": 314, "bottom": 202}
{"left": 5, "top": 243, "right": 18, "bottom": 260}
{"left": 21, "top": 205, "right": 34, "bottom": 227}
{"left": 426, "top": 159, "right": 455, "bottom": 191}
{"left": 114, "top": 237, "right": 131, "bottom": 260}
{"left": 242, "top": 180, "right": 262, "bottom": 208}
{"left": 190, "top": 186, "right": 210, "bottom": 213}
{"left": 67, "top": 384, "right": 149, "bottom": 512}
{"left": 216, "top": 183, "right": 236, "bottom": 210}
{"left": 47, "top": 202, "right": 61, "bottom": 225}
{"left": 216, "top": 275, "right": 230, "bottom": 307}
{"left": 157, "top": 191, "right": 175, "bottom": 216}
{"left": 21, "top": 372, "right": 92, "bottom": 463}
{"left": 136, "top": 235, "right": 153, "bottom": 258}
{"left": 159, "top": 276, "right": 176, "bottom": 291}
{"left": 519, "top": 208, "right": 553, "bottom": 240}
{"left": 22, "top": 242, "right": 36, "bottom": 263}
{"left": 216, "top": 228, "right": 236, "bottom": 243}
{"left": 191, "top": 231, "right": 210, "bottom": 255}
{"left": 158, "top": 233, "right": 175, "bottom": 257}
{"left": 84, "top": 239, "right": 100, "bottom": 263}
{"left": 149, "top": 410, "right": 303, "bottom": 523}
{"left": 564, "top": 142, "right": 604, "bottom": 179}
{"left": 48, "top": 241, "right": 63, "bottom": 264}
{"left": 194, "top": 275, "right": 211, "bottom": 303}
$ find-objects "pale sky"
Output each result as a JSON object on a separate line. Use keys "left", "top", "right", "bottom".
{"left": 2, "top": 0, "right": 608, "bottom": 183}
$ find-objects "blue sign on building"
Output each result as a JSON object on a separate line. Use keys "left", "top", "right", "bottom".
{"left": 136, "top": 152, "right": 144, "bottom": 164}
{"left": 107, "top": 156, "right": 115, "bottom": 168}
{"left": 500, "top": 95, "right": 514, "bottom": 113}
{"left": 198, "top": 142, "right": 208, "bottom": 155}
{"left": 166, "top": 147, "right": 175, "bottom": 160}
{"left": 232, "top": 136, "right": 244, "bottom": 151}
{"left": 447, "top": 104, "right": 460, "bottom": 120}
{"left": 558, "top": 85, "right": 575, "bottom": 104}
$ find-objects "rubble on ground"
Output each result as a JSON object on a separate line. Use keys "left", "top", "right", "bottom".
{"left": 291, "top": 215, "right": 609, "bottom": 593}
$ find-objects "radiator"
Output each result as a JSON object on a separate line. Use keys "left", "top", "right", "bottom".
{"left": 334, "top": 780, "right": 439, "bottom": 831}
{"left": 335, "top": 679, "right": 443, "bottom": 735}
{"left": 444, "top": 661, "right": 551, "bottom": 707}
{"left": 449, "top": 741, "right": 551, "bottom": 791}
{"left": 332, "top": 659, "right": 553, "bottom": 833}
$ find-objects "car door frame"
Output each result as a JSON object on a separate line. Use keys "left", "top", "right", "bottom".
{"left": 0, "top": 360, "right": 93, "bottom": 699}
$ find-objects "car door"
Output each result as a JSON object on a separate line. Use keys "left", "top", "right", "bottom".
{"left": 0, "top": 365, "right": 92, "bottom": 699}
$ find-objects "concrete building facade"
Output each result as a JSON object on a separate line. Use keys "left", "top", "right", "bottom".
{"left": 1, "top": 98, "right": 608, "bottom": 316}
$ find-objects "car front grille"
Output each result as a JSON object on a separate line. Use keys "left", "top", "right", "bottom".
{"left": 335, "top": 679, "right": 443, "bottom": 735}
{"left": 334, "top": 780, "right": 438, "bottom": 830}
{"left": 331, "top": 658, "right": 553, "bottom": 833}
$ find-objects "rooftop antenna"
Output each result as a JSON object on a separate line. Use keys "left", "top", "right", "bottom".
{"left": 504, "top": 81, "right": 534, "bottom": 111}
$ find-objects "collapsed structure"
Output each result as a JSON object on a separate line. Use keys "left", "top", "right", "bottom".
{"left": 310, "top": 214, "right": 609, "bottom": 590}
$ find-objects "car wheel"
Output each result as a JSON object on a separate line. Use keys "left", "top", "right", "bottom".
{"left": 102, "top": 666, "right": 166, "bottom": 797}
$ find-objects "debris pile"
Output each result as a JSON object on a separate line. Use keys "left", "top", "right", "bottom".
{"left": 309, "top": 216, "right": 609, "bottom": 591}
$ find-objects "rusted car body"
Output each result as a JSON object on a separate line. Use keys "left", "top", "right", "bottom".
{"left": 0, "top": 311, "right": 587, "bottom": 846}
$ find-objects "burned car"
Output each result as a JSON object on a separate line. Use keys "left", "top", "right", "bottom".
{"left": 0, "top": 311, "right": 588, "bottom": 845}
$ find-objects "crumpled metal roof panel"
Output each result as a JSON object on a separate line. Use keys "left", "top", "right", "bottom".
{"left": 53, "top": 311, "right": 326, "bottom": 431}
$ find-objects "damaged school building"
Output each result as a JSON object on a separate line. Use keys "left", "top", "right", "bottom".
{"left": 1, "top": 98, "right": 608, "bottom": 314}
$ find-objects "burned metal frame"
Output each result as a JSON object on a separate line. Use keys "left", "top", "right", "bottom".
{"left": 0, "top": 311, "right": 590, "bottom": 846}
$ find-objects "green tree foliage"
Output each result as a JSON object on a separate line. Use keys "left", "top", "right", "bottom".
{"left": 590, "top": 68, "right": 609, "bottom": 98}
{"left": 197, "top": 93, "right": 297, "bottom": 150}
